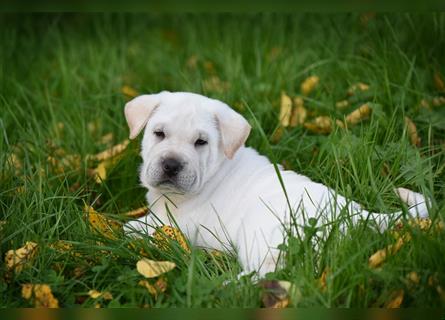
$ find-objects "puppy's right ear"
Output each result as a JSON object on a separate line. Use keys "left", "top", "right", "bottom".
{"left": 124, "top": 94, "right": 162, "bottom": 139}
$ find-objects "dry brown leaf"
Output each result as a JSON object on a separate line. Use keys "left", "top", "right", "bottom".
{"left": 368, "top": 237, "right": 405, "bottom": 268}
{"left": 345, "top": 104, "right": 372, "bottom": 125}
{"left": 88, "top": 290, "right": 113, "bottom": 300}
{"left": 100, "top": 133, "right": 114, "bottom": 145}
{"left": 432, "top": 96, "right": 445, "bottom": 107}
{"left": 5, "top": 241, "right": 38, "bottom": 273}
{"left": 347, "top": 82, "right": 370, "bottom": 96}
{"left": 319, "top": 268, "right": 329, "bottom": 292}
{"left": 123, "top": 206, "right": 148, "bottom": 219}
{"left": 136, "top": 258, "right": 176, "bottom": 278}
{"left": 384, "top": 289, "right": 404, "bottom": 308}
{"left": 404, "top": 117, "right": 421, "bottom": 147}
{"left": 336, "top": 100, "right": 349, "bottom": 109}
{"left": 89, "top": 140, "right": 130, "bottom": 162}
{"left": 139, "top": 278, "right": 168, "bottom": 297}
{"left": 153, "top": 226, "right": 190, "bottom": 253}
{"left": 301, "top": 76, "right": 319, "bottom": 96}
{"left": 203, "top": 76, "right": 229, "bottom": 94}
{"left": 434, "top": 72, "right": 445, "bottom": 92}
{"left": 279, "top": 92, "right": 292, "bottom": 127}
{"left": 260, "top": 280, "right": 293, "bottom": 308}
{"left": 271, "top": 126, "right": 285, "bottom": 143}
{"left": 407, "top": 271, "right": 420, "bottom": 285}
{"left": 122, "top": 85, "right": 138, "bottom": 98}
{"left": 22, "top": 284, "right": 59, "bottom": 308}
{"left": 85, "top": 205, "right": 122, "bottom": 239}
{"left": 290, "top": 97, "right": 307, "bottom": 127}
{"left": 304, "top": 116, "right": 334, "bottom": 134}
{"left": 186, "top": 55, "right": 199, "bottom": 69}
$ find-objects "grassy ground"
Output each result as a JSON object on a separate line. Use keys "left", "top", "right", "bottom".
{"left": 1, "top": 13, "right": 445, "bottom": 307}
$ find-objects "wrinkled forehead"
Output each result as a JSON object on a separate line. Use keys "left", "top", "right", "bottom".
{"left": 148, "top": 95, "right": 217, "bottom": 135}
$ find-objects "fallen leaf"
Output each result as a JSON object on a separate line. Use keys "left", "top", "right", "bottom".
{"left": 260, "top": 280, "right": 295, "bottom": 308}
{"left": 5, "top": 241, "right": 38, "bottom": 273}
{"left": 153, "top": 226, "right": 190, "bottom": 253}
{"left": 304, "top": 116, "right": 344, "bottom": 134}
{"left": 139, "top": 278, "right": 168, "bottom": 297}
{"left": 93, "top": 161, "right": 107, "bottom": 184}
{"left": 279, "top": 92, "right": 292, "bottom": 127}
{"left": 347, "top": 82, "right": 370, "bottom": 96}
{"left": 202, "top": 76, "right": 229, "bottom": 94}
{"left": 336, "top": 100, "right": 349, "bottom": 109}
{"left": 85, "top": 205, "right": 122, "bottom": 239}
{"left": 407, "top": 271, "right": 420, "bottom": 285}
{"left": 88, "top": 140, "right": 130, "bottom": 162}
{"left": 384, "top": 289, "right": 404, "bottom": 308}
{"left": 203, "top": 61, "right": 216, "bottom": 74}
{"left": 136, "top": 258, "right": 176, "bottom": 278}
{"left": 404, "top": 117, "right": 421, "bottom": 147}
{"left": 22, "top": 284, "right": 59, "bottom": 308}
{"left": 100, "top": 133, "right": 114, "bottom": 145}
{"left": 122, "top": 85, "right": 138, "bottom": 98}
{"left": 345, "top": 103, "right": 372, "bottom": 125}
{"left": 420, "top": 99, "right": 431, "bottom": 109}
{"left": 434, "top": 72, "right": 445, "bottom": 92}
{"left": 271, "top": 126, "right": 285, "bottom": 143}
{"left": 432, "top": 96, "right": 445, "bottom": 107}
{"left": 88, "top": 290, "right": 113, "bottom": 300}
{"left": 123, "top": 206, "right": 148, "bottom": 219}
{"left": 301, "top": 76, "right": 319, "bottom": 96}
{"left": 368, "top": 237, "right": 405, "bottom": 268}
{"left": 290, "top": 96, "right": 307, "bottom": 127}
{"left": 319, "top": 268, "right": 329, "bottom": 292}
{"left": 186, "top": 55, "right": 198, "bottom": 69}
{"left": 6, "top": 152, "right": 22, "bottom": 175}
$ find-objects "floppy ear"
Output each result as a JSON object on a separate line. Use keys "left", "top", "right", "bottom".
{"left": 213, "top": 101, "right": 251, "bottom": 159}
{"left": 124, "top": 94, "right": 162, "bottom": 139}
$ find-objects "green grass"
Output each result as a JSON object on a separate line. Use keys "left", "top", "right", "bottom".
{"left": 1, "top": 13, "right": 445, "bottom": 307}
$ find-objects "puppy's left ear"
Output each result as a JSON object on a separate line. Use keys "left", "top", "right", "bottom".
{"left": 213, "top": 101, "right": 251, "bottom": 159}
{"left": 124, "top": 93, "right": 163, "bottom": 139}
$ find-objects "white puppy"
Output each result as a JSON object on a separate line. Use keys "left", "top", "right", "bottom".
{"left": 123, "top": 91, "right": 428, "bottom": 276}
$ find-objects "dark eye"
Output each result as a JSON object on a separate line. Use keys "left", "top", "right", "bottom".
{"left": 195, "top": 139, "right": 207, "bottom": 146}
{"left": 154, "top": 131, "right": 165, "bottom": 138}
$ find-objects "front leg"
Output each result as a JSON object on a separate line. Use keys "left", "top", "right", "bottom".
{"left": 123, "top": 215, "right": 158, "bottom": 238}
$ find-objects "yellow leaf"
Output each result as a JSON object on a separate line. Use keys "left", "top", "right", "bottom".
{"left": 335, "top": 100, "right": 349, "bottom": 109}
{"left": 5, "top": 241, "right": 38, "bottom": 273}
{"left": 88, "top": 289, "right": 113, "bottom": 300}
{"left": 260, "top": 280, "right": 295, "bottom": 308}
{"left": 153, "top": 226, "right": 190, "bottom": 253}
{"left": 345, "top": 103, "right": 372, "bottom": 125}
{"left": 347, "top": 82, "right": 370, "bottom": 96}
{"left": 136, "top": 258, "right": 176, "bottom": 278}
{"left": 203, "top": 76, "right": 229, "bottom": 94}
{"left": 89, "top": 140, "right": 130, "bottom": 162}
{"left": 407, "top": 271, "right": 420, "bottom": 285}
{"left": 85, "top": 205, "right": 122, "bottom": 239}
{"left": 271, "top": 126, "right": 285, "bottom": 143}
{"left": 384, "top": 289, "right": 404, "bottom": 308}
{"left": 100, "top": 133, "right": 114, "bottom": 145}
{"left": 290, "top": 97, "right": 307, "bottom": 127}
{"left": 304, "top": 116, "right": 334, "bottom": 134}
{"left": 22, "top": 284, "right": 59, "bottom": 308}
{"left": 279, "top": 92, "right": 292, "bottom": 127}
{"left": 139, "top": 278, "right": 167, "bottom": 297}
{"left": 434, "top": 72, "right": 445, "bottom": 92}
{"left": 319, "top": 268, "right": 329, "bottom": 292}
{"left": 122, "top": 85, "right": 138, "bottom": 98}
{"left": 404, "top": 117, "right": 421, "bottom": 147}
{"left": 432, "top": 96, "right": 445, "bottom": 107}
{"left": 301, "top": 76, "right": 319, "bottom": 96}
{"left": 123, "top": 206, "right": 148, "bottom": 219}
{"left": 368, "top": 237, "right": 405, "bottom": 268}
{"left": 93, "top": 161, "right": 107, "bottom": 184}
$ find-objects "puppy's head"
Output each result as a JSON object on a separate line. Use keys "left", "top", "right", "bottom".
{"left": 124, "top": 91, "right": 251, "bottom": 194}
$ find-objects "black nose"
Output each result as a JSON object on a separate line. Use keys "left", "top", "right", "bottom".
{"left": 162, "top": 158, "right": 183, "bottom": 177}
